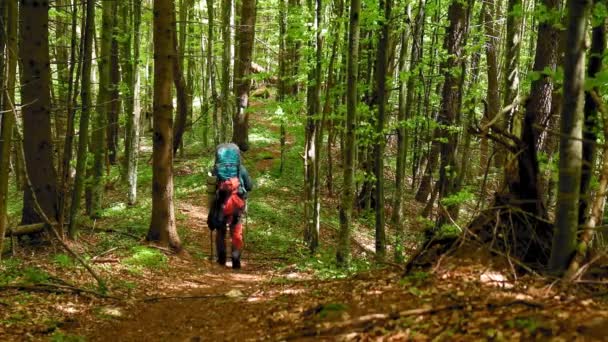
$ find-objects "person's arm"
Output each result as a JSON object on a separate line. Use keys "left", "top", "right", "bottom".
{"left": 240, "top": 166, "right": 253, "bottom": 192}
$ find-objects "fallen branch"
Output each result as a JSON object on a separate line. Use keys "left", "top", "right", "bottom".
{"left": 142, "top": 294, "right": 225, "bottom": 302}
{"left": 288, "top": 300, "right": 544, "bottom": 339}
{"left": 0, "top": 282, "right": 119, "bottom": 299}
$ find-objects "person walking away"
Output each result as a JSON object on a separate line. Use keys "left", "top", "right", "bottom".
{"left": 207, "top": 143, "right": 253, "bottom": 269}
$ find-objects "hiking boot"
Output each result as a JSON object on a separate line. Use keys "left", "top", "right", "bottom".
{"left": 232, "top": 250, "right": 241, "bottom": 269}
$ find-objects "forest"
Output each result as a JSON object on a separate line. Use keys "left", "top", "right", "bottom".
{"left": 1, "top": 0, "right": 608, "bottom": 339}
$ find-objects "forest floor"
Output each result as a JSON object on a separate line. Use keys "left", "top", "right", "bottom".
{"left": 2, "top": 99, "right": 608, "bottom": 341}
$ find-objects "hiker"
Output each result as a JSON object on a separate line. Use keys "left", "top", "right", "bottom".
{"left": 207, "top": 143, "right": 253, "bottom": 269}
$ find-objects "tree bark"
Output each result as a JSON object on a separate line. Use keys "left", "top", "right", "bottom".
{"left": 19, "top": 0, "right": 59, "bottom": 225}
{"left": 147, "top": 0, "right": 182, "bottom": 252}
{"left": 435, "top": 0, "right": 467, "bottom": 226}
{"left": 172, "top": 1, "right": 191, "bottom": 155}
{"left": 372, "top": 0, "right": 392, "bottom": 260}
{"left": 304, "top": 0, "right": 322, "bottom": 252}
{"left": 207, "top": 0, "right": 219, "bottom": 146}
{"left": 0, "top": 0, "right": 18, "bottom": 257}
{"left": 550, "top": 0, "right": 591, "bottom": 272}
{"left": 337, "top": 0, "right": 360, "bottom": 266}
{"left": 107, "top": 1, "right": 121, "bottom": 165}
{"left": 220, "top": 0, "right": 232, "bottom": 142}
{"left": 68, "top": 0, "right": 95, "bottom": 238}
{"left": 232, "top": 0, "right": 257, "bottom": 151}
{"left": 578, "top": 13, "right": 605, "bottom": 227}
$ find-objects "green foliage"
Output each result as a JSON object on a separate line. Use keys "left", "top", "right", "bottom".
{"left": 506, "top": 316, "right": 542, "bottom": 334}
{"left": 52, "top": 254, "right": 73, "bottom": 269}
{"left": 440, "top": 188, "right": 475, "bottom": 208}
{"left": 50, "top": 331, "right": 86, "bottom": 342}
{"left": 122, "top": 246, "right": 168, "bottom": 270}
{"left": 0, "top": 258, "right": 22, "bottom": 285}
{"left": 23, "top": 267, "right": 50, "bottom": 284}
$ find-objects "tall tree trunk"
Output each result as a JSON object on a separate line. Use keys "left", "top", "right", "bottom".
{"left": 124, "top": 0, "right": 143, "bottom": 205}
{"left": 58, "top": 0, "right": 82, "bottom": 232}
{"left": 172, "top": 1, "right": 191, "bottom": 155}
{"left": 578, "top": 12, "right": 605, "bottom": 227}
{"left": 220, "top": 0, "right": 232, "bottom": 142}
{"left": 19, "top": 0, "right": 59, "bottom": 225}
{"left": 550, "top": 0, "right": 591, "bottom": 272}
{"left": 89, "top": 0, "right": 113, "bottom": 217}
{"left": 232, "top": 0, "right": 257, "bottom": 151}
{"left": 0, "top": 0, "right": 18, "bottom": 257}
{"left": 147, "top": 0, "right": 182, "bottom": 252}
{"left": 68, "top": 0, "right": 95, "bottom": 238}
{"left": 435, "top": 0, "right": 467, "bottom": 226}
{"left": 107, "top": 1, "right": 120, "bottom": 165}
{"left": 337, "top": 0, "right": 360, "bottom": 266}
{"left": 54, "top": 0, "right": 71, "bottom": 175}
{"left": 304, "top": 0, "right": 322, "bottom": 252}
{"left": 511, "top": 0, "right": 560, "bottom": 220}
{"left": 207, "top": 0, "right": 219, "bottom": 146}
{"left": 482, "top": 0, "right": 503, "bottom": 168}
{"left": 372, "top": 0, "right": 392, "bottom": 260}
{"left": 278, "top": 0, "right": 288, "bottom": 174}
{"left": 287, "top": 0, "right": 301, "bottom": 95}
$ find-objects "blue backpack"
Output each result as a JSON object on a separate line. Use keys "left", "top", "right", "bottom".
{"left": 215, "top": 143, "right": 241, "bottom": 181}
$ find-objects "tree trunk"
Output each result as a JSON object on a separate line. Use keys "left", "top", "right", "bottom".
{"left": 107, "top": 1, "right": 121, "bottom": 165}
{"left": 337, "top": 0, "right": 360, "bottom": 266}
{"left": 54, "top": 0, "right": 71, "bottom": 176}
{"left": 372, "top": 0, "right": 392, "bottom": 261}
{"left": 482, "top": 0, "right": 503, "bottom": 168}
{"left": 89, "top": 0, "right": 113, "bottom": 217}
{"left": 511, "top": 0, "right": 560, "bottom": 221}
{"left": 304, "top": 0, "right": 322, "bottom": 252}
{"left": 124, "top": 0, "right": 143, "bottom": 205}
{"left": 550, "top": 0, "right": 591, "bottom": 272}
{"left": 172, "top": 2, "right": 191, "bottom": 155}
{"left": 435, "top": 0, "right": 467, "bottom": 226}
{"left": 220, "top": 0, "right": 232, "bottom": 142}
{"left": 207, "top": 0, "right": 219, "bottom": 146}
{"left": 19, "top": 0, "right": 59, "bottom": 225}
{"left": 68, "top": 0, "right": 95, "bottom": 238}
{"left": 232, "top": 0, "right": 257, "bottom": 151}
{"left": 0, "top": 0, "right": 18, "bottom": 257}
{"left": 147, "top": 0, "right": 182, "bottom": 252}
{"left": 578, "top": 14, "right": 605, "bottom": 227}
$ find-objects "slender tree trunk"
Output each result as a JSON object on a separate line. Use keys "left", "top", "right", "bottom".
{"left": 512, "top": 0, "right": 560, "bottom": 220}
{"left": 304, "top": 0, "right": 322, "bottom": 252}
{"left": 578, "top": 14, "right": 605, "bottom": 227}
{"left": 207, "top": 0, "right": 219, "bottom": 146}
{"left": 232, "top": 0, "right": 257, "bottom": 151}
{"left": 0, "top": 0, "right": 18, "bottom": 257}
{"left": 220, "top": 0, "right": 232, "bottom": 142}
{"left": 89, "top": 0, "right": 113, "bottom": 217}
{"left": 124, "top": 0, "right": 143, "bottom": 205}
{"left": 550, "top": 0, "right": 591, "bottom": 272}
{"left": 435, "top": 0, "right": 467, "bottom": 226}
{"left": 337, "top": 0, "right": 360, "bottom": 266}
{"left": 54, "top": 0, "right": 71, "bottom": 175}
{"left": 68, "top": 0, "right": 95, "bottom": 238}
{"left": 107, "top": 1, "right": 120, "bottom": 165}
{"left": 372, "top": 0, "right": 392, "bottom": 260}
{"left": 147, "top": 0, "right": 182, "bottom": 252}
{"left": 172, "top": 2, "right": 191, "bottom": 155}
{"left": 19, "top": 0, "right": 59, "bottom": 225}
{"left": 482, "top": 0, "right": 503, "bottom": 168}
{"left": 58, "top": 0, "right": 82, "bottom": 232}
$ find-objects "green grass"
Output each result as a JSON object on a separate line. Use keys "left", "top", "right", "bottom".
{"left": 122, "top": 246, "right": 168, "bottom": 270}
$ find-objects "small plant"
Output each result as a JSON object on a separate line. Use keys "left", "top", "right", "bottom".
{"left": 53, "top": 254, "right": 73, "bottom": 268}
{"left": 50, "top": 330, "right": 86, "bottom": 342}
{"left": 122, "top": 246, "right": 168, "bottom": 270}
{"left": 23, "top": 267, "right": 50, "bottom": 284}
